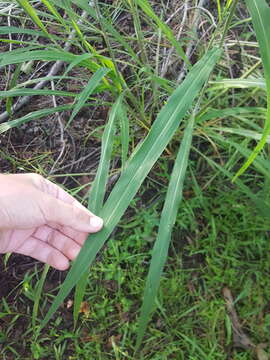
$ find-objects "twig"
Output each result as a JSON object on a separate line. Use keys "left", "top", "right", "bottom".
{"left": 49, "top": 148, "right": 100, "bottom": 175}
{"left": 222, "top": 287, "right": 255, "bottom": 349}
{"left": 160, "top": 2, "right": 188, "bottom": 77}
{"left": 48, "top": 80, "right": 66, "bottom": 175}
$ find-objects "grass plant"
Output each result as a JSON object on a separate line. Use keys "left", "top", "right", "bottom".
{"left": 0, "top": 0, "right": 270, "bottom": 358}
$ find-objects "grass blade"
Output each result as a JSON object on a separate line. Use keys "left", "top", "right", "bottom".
{"left": 40, "top": 47, "right": 221, "bottom": 330}
{"left": 136, "top": 112, "right": 195, "bottom": 349}
{"left": 119, "top": 102, "right": 129, "bottom": 169}
{"left": 0, "top": 26, "right": 60, "bottom": 39}
{"left": 0, "top": 89, "right": 76, "bottom": 98}
{"left": 32, "top": 265, "right": 50, "bottom": 328}
{"left": 0, "top": 49, "right": 97, "bottom": 71}
{"left": 212, "top": 127, "right": 270, "bottom": 143}
{"left": 88, "top": 95, "right": 123, "bottom": 213}
{"left": 233, "top": 0, "right": 270, "bottom": 180}
{"left": 73, "top": 95, "right": 122, "bottom": 325}
{"left": 40, "top": 0, "right": 68, "bottom": 30}
{"left": 5, "top": 63, "right": 22, "bottom": 115}
{"left": 211, "top": 78, "right": 266, "bottom": 90}
{"left": 197, "top": 107, "right": 266, "bottom": 124}
{"left": 66, "top": 67, "right": 110, "bottom": 127}
{"left": 0, "top": 104, "right": 91, "bottom": 134}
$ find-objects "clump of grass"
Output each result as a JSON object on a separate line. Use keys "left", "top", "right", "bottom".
{"left": 0, "top": 0, "right": 270, "bottom": 358}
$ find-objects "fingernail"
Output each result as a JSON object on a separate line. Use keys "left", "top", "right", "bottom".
{"left": 89, "top": 216, "right": 103, "bottom": 228}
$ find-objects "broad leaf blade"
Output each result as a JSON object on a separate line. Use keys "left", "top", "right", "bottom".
{"left": 40, "top": 47, "right": 221, "bottom": 330}
{"left": 136, "top": 112, "right": 195, "bottom": 349}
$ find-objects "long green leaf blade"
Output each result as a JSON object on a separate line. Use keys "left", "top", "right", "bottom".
{"left": 0, "top": 103, "right": 93, "bottom": 134}
{"left": 40, "top": 0, "right": 68, "bottom": 29}
{"left": 233, "top": 0, "right": 270, "bottom": 180}
{"left": 119, "top": 102, "right": 129, "bottom": 169}
{"left": 0, "top": 26, "right": 59, "bottom": 39}
{"left": 40, "top": 47, "right": 221, "bottom": 330}
{"left": 136, "top": 112, "right": 195, "bottom": 349}
{"left": 0, "top": 104, "right": 74, "bottom": 134}
{"left": 0, "top": 89, "right": 76, "bottom": 98}
{"left": 0, "top": 49, "right": 85, "bottom": 66}
{"left": 73, "top": 95, "right": 121, "bottom": 325}
{"left": 88, "top": 95, "right": 123, "bottom": 213}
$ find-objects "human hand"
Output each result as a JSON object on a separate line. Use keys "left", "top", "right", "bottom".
{"left": 0, "top": 173, "right": 103, "bottom": 270}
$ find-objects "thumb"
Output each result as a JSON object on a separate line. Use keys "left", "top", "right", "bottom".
{"left": 42, "top": 194, "right": 103, "bottom": 232}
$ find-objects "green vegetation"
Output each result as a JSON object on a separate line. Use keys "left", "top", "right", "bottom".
{"left": 1, "top": 0, "right": 270, "bottom": 358}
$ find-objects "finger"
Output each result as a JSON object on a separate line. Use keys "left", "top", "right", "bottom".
{"left": 41, "top": 194, "right": 103, "bottom": 233}
{"left": 33, "top": 226, "right": 82, "bottom": 259}
{"left": 31, "top": 174, "right": 96, "bottom": 217}
{"left": 43, "top": 179, "right": 92, "bottom": 214}
{"left": 57, "top": 225, "right": 88, "bottom": 246}
{"left": 35, "top": 223, "right": 88, "bottom": 246}
{"left": 16, "top": 237, "right": 70, "bottom": 270}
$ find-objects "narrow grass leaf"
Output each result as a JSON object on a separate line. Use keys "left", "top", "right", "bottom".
{"left": 40, "top": 47, "right": 221, "bottom": 330}
{"left": 0, "top": 46, "right": 44, "bottom": 60}
{"left": 73, "top": 95, "right": 121, "bottom": 325}
{"left": 217, "top": 0, "right": 222, "bottom": 22}
{"left": 0, "top": 49, "right": 77, "bottom": 66}
{"left": 118, "top": 101, "right": 129, "bottom": 169}
{"left": 32, "top": 265, "right": 50, "bottom": 328}
{"left": 6, "top": 63, "right": 22, "bottom": 115}
{"left": 136, "top": 0, "right": 190, "bottom": 66}
{"left": 88, "top": 95, "right": 123, "bottom": 213}
{"left": 0, "top": 49, "right": 109, "bottom": 79}
{"left": 66, "top": 67, "right": 110, "bottom": 127}
{"left": 40, "top": 0, "right": 68, "bottom": 29}
{"left": 0, "top": 89, "right": 76, "bottom": 98}
{"left": 197, "top": 107, "right": 266, "bottom": 124}
{"left": 136, "top": 113, "right": 195, "bottom": 349}
{"left": 0, "top": 26, "right": 60, "bottom": 39}
{"left": 0, "top": 49, "right": 98, "bottom": 68}
{"left": 0, "top": 104, "right": 85, "bottom": 134}
{"left": 233, "top": 0, "right": 270, "bottom": 180}
{"left": 72, "top": 271, "right": 88, "bottom": 328}
{"left": 211, "top": 78, "right": 266, "bottom": 90}
{"left": 213, "top": 127, "right": 270, "bottom": 143}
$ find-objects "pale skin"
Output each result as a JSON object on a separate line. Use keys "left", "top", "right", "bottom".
{"left": 0, "top": 173, "right": 103, "bottom": 270}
